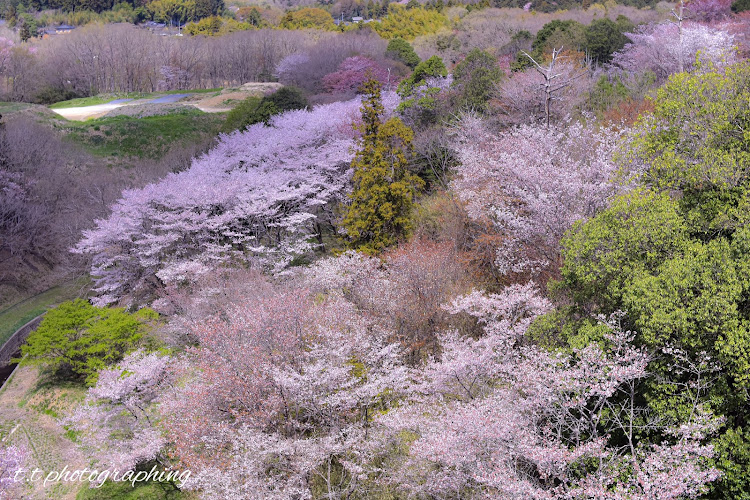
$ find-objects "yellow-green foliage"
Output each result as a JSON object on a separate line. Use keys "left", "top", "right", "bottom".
{"left": 370, "top": 4, "right": 448, "bottom": 40}
{"left": 279, "top": 7, "right": 336, "bottom": 30}
{"left": 148, "top": 0, "right": 196, "bottom": 23}
{"left": 185, "top": 16, "right": 252, "bottom": 35}
{"left": 18, "top": 299, "right": 159, "bottom": 385}
{"left": 630, "top": 61, "right": 750, "bottom": 194}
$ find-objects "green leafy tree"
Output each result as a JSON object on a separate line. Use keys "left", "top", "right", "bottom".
{"left": 452, "top": 48, "right": 503, "bottom": 111}
{"left": 583, "top": 17, "right": 632, "bottom": 64}
{"left": 184, "top": 15, "right": 225, "bottom": 34}
{"left": 588, "top": 74, "right": 630, "bottom": 111}
{"left": 533, "top": 20, "right": 585, "bottom": 51}
{"left": 396, "top": 55, "right": 448, "bottom": 125}
{"left": 265, "top": 86, "right": 308, "bottom": 112}
{"left": 552, "top": 61, "right": 750, "bottom": 498}
{"left": 222, "top": 97, "right": 277, "bottom": 133}
{"left": 148, "top": 0, "right": 196, "bottom": 24}
{"left": 237, "top": 6, "right": 263, "bottom": 26}
{"left": 19, "top": 19, "right": 31, "bottom": 42}
{"left": 18, "top": 299, "right": 158, "bottom": 385}
{"left": 385, "top": 37, "right": 421, "bottom": 68}
{"left": 630, "top": 62, "right": 750, "bottom": 196}
{"left": 514, "top": 19, "right": 585, "bottom": 70}
{"left": 193, "top": 0, "right": 223, "bottom": 19}
{"left": 558, "top": 189, "right": 689, "bottom": 312}
{"left": 342, "top": 78, "right": 424, "bottom": 253}
{"left": 397, "top": 55, "right": 447, "bottom": 96}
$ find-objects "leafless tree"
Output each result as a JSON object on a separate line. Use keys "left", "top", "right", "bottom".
{"left": 672, "top": 0, "right": 689, "bottom": 73}
{"left": 519, "top": 47, "right": 587, "bottom": 127}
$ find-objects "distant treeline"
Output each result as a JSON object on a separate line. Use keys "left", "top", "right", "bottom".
{"left": 2, "top": 0, "right": 659, "bottom": 27}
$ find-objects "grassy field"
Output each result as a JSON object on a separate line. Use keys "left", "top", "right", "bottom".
{"left": 49, "top": 89, "right": 222, "bottom": 109}
{"left": 62, "top": 108, "right": 226, "bottom": 159}
{"left": 49, "top": 94, "right": 140, "bottom": 109}
{"left": 76, "top": 476, "right": 198, "bottom": 500}
{"left": 0, "top": 102, "right": 39, "bottom": 114}
{"left": 0, "top": 280, "right": 87, "bottom": 346}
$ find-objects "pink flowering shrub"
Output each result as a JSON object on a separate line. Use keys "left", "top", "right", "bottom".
{"left": 322, "top": 56, "right": 393, "bottom": 94}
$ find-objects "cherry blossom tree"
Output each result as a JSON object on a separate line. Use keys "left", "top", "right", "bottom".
{"left": 322, "top": 56, "right": 392, "bottom": 94}
{"left": 159, "top": 271, "right": 411, "bottom": 498}
{"left": 0, "top": 444, "right": 26, "bottom": 500}
{"left": 610, "top": 22, "right": 737, "bottom": 82}
{"left": 274, "top": 53, "right": 311, "bottom": 85}
{"left": 306, "top": 241, "right": 468, "bottom": 362}
{"left": 451, "top": 114, "right": 628, "bottom": 281}
{"left": 74, "top": 99, "right": 363, "bottom": 306}
{"left": 378, "top": 287, "right": 722, "bottom": 499}
{"left": 63, "top": 350, "right": 169, "bottom": 471}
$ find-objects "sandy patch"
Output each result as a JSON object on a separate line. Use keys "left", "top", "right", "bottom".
{"left": 193, "top": 83, "right": 284, "bottom": 112}
{"left": 52, "top": 103, "right": 126, "bottom": 121}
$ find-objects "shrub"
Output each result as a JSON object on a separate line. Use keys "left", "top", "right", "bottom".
{"left": 19, "top": 299, "right": 158, "bottom": 385}
{"left": 385, "top": 37, "right": 421, "bottom": 68}
{"left": 265, "top": 86, "right": 308, "bottom": 112}
{"left": 222, "top": 87, "right": 308, "bottom": 133}
{"left": 452, "top": 48, "right": 503, "bottom": 111}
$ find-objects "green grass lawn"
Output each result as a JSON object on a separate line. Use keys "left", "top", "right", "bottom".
{"left": 76, "top": 476, "right": 197, "bottom": 500}
{"left": 63, "top": 108, "right": 226, "bottom": 159}
{"left": 49, "top": 94, "right": 140, "bottom": 109}
{"left": 0, "top": 102, "right": 38, "bottom": 114}
{"left": 0, "top": 279, "right": 87, "bottom": 346}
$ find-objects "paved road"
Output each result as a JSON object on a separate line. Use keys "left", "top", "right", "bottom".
{"left": 108, "top": 98, "right": 134, "bottom": 104}
{"left": 150, "top": 93, "right": 190, "bottom": 104}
